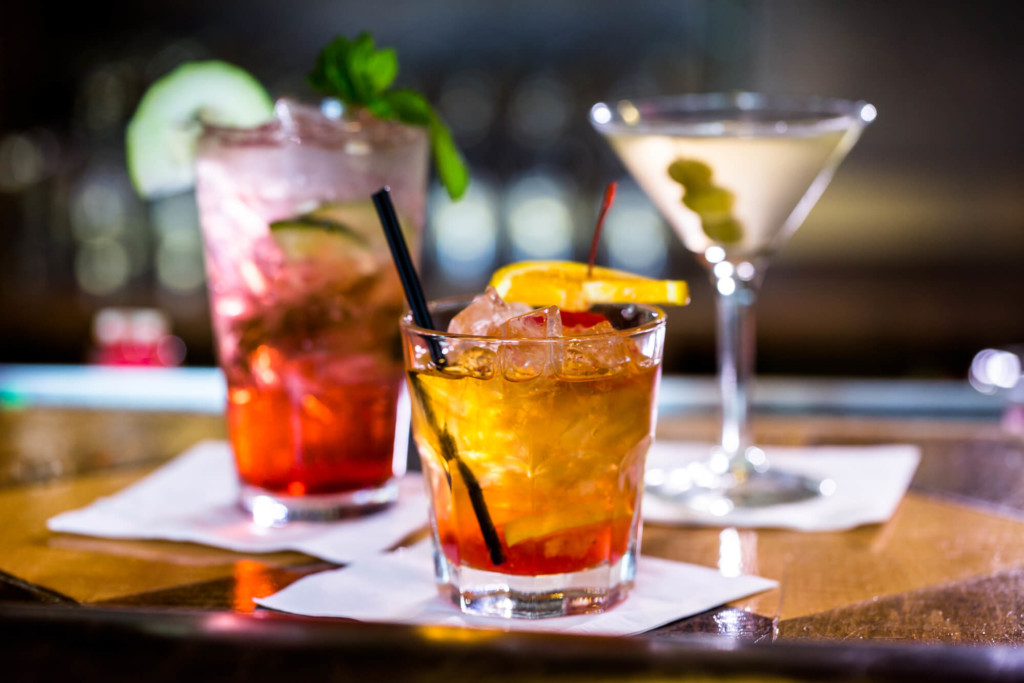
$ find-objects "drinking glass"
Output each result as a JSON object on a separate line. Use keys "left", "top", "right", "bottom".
{"left": 400, "top": 299, "right": 666, "bottom": 618}
{"left": 591, "top": 93, "right": 874, "bottom": 510}
{"left": 194, "top": 100, "right": 428, "bottom": 523}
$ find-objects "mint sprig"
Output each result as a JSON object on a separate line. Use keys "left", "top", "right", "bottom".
{"left": 309, "top": 33, "right": 469, "bottom": 200}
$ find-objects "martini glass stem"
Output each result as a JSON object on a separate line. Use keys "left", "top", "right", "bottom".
{"left": 713, "top": 269, "right": 759, "bottom": 478}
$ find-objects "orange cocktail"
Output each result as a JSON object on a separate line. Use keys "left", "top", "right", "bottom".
{"left": 401, "top": 291, "right": 667, "bottom": 618}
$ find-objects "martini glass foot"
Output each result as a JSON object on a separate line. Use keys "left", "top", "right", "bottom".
{"left": 647, "top": 468, "right": 825, "bottom": 515}
{"left": 645, "top": 446, "right": 830, "bottom": 515}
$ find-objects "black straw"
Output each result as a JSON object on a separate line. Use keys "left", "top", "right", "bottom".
{"left": 372, "top": 187, "right": 505, "bottom": 566}
{"left": 372, "top": 187, "right": 446, "bottom": 368}
{"left": 410, "top": 375, "right": 506, "bottom": 567}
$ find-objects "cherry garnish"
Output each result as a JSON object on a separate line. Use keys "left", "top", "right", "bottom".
{"left": 560, "top": 309, "right": 610, "bottom": 329}
{"left": 587, "top": 181, "right": 618, "bottom": 278}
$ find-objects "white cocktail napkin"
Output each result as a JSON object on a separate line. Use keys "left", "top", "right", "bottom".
{"left": 642, "top": 441, "right": 921, "bottom": 531}
{"left": 47, "top": 440, "right": 428, "bottom": 564}
{"left": 256, "top": 540, "right": 776, "bottom": 636}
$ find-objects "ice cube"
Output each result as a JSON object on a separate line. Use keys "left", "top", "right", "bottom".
{"left": 560, "top": 310, "right": 612, "bottom": 334}
{"left": 249, "top": 344, "right": 284, "bottom": 388}
{"left": 443, "top": 345, "right": 497, "bottom": 380}
{"left": 565, "top": 320, "right": 616, "bottom": 337}
{"left": 558, "top": 326, "right": 634, "bottom": 379}
{"left": 405, "top": 336, "right": 437, "bottom": 373}
{"left": 274, "top": 97, "right": 424, "bottom": 148}
{"left": 630, "top": 324, "right": 665, "bottom": 369}
{"left": 448, "top": 287, "right": 531, "bottom": 336}
{"left": 501, "top": 305, "right": 562, "bottom": 339}
{"left": 300, "top": 393, "right": 334, "bottom": 424}
{"left": 500, "top": 306, "right": 561, "bottom": 382}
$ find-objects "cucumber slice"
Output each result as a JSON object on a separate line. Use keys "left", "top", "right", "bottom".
{"left": 126, "top": 61, "right": 273, "bottom": 199}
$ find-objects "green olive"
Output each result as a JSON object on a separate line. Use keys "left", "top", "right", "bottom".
{"left": 667, "top": 158, "right": 713, "bottom": 190}
{"left": 702, "top": 217, "right": 744, "bottom": 244}
{"left": 682, "top": 186, "right": 735, "bottom": 218}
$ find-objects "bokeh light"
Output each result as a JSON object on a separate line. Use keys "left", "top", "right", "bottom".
{"left": 504, "top": 173, "right": 575, "bottom": 261}
{"left": 429, "top": 178, "right": 499, "bottom": 284}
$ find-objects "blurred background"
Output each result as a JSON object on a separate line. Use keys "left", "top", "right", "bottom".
{"left": 1, "top": 0, "right": 1021, "bottom": 378}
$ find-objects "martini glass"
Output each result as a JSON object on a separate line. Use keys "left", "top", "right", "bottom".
{"left": 590, "top": 92, "right": 875, "bottom": 510}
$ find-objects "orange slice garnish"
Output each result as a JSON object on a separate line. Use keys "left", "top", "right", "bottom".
{"left": 488, "top": 260, "right": 689, "bottom": 311}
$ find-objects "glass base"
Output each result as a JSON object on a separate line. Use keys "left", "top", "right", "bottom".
{"left": 647, "top": 463, "right": 824, "bottom": 513}
{"left": 240, "top": 478, "right": 399, "bottom": 526}
{"left": 436, "top": 549, "right": 636, "bottom": 619}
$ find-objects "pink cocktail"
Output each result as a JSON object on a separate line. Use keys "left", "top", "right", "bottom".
{"left": 195, "top": 100, "right": 428, "bottom": 522}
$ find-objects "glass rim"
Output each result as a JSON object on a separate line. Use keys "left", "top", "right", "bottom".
{"left": 399, "top": 296, "right": 667, "bottom": 343}
{"left": 589, "top": 91, "right": 876, "bottom": 138}
{"left": 198, "top": 98, "right": 427, "bottom": 148}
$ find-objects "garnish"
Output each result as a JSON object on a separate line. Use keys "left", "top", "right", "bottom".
{"left": 126, "top": 61, "right": 274, "bottom": 199}
{"left": 667, "top": 157, "right": 743, "bottom": 243}
{"left": 587, "top": 181, "right": 617, "bottom": 277}
{"left": 489, "top": 183, "right": 689, "bottom": 310}
{"left": 560, "top": 310, "right": 610, "bottom": 329}
{"left": 488, "top": 261, "right": 689, "bottom": 311}
{"left": 308, "top": 33, "right": 469, "bottom": 200}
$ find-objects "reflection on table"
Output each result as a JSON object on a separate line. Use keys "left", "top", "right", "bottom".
{"left": 2, "top": 366, "right": 1024, "bottom": 680}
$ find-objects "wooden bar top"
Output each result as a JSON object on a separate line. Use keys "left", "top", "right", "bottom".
{"left": 2, "top": 389, "right": 1024, "bottom": 680}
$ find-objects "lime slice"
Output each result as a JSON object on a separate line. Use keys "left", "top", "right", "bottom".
{"left": 301, "top": 201, "right": 388, "bottom": 245}
{"left": 270, "top": 206, "right": 367, "bottom": 249}
{"left": 488, "top": 260, "right": 689, "bottom": 311}
{"left": 270, "top": 221, "right": 368, "bottom": 262}
{"left": 271, "top": 219, "right": 374, "bottom": 278}
{"left": 270, "top": 199, "right": 413, "bottom": 253}
{"left": 126, "top": 61, "right": 273, "bottom": 199}
{"left": 270, "top": 223, "right": 379, "bottom": 288}
{"left": 269, "top": 199, "right": 420, "bottom": 287}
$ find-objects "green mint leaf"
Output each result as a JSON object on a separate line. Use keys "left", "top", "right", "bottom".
{"left": 307, "top": 50, "right": 331, "bottom": 93}
{"left": 309, "top": 32, "right": 471, "bottom": 200}
{"left": 308, "top": 37, "right": 357, "bottom": 101}
{"left": 364, "top": 97, "right": 394, "bottom": 120}
{"left": 343, "top": 33, "right": 397, "bottom": 95}
{"left": 382, "top": 89, "right": 432, "bottom": 126}
{"left": 364, "top": 48, "right": 398, "bottom": 94}
{"left": 312, "top": 33, "right": 398, "bottom": 104}
{"left": 344, "top": 33, "right": 377, "bottom": 101}
{"left": 429, "top": 114, "right": 469, "bottom": 200}
{"left": 381, "top": 90, "right": 468, "bottom": 199}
